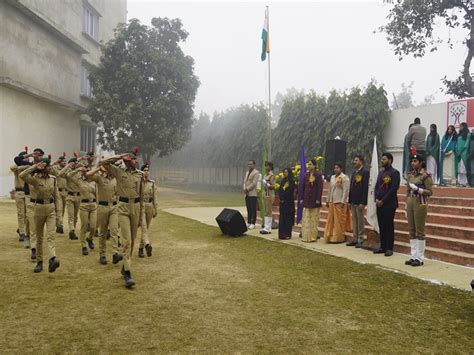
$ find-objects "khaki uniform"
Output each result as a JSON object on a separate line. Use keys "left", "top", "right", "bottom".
{"left": 51, "top": 165, "right": 68, "bottom": 227}
{"left": 102, "top": 156, "right": 143, "bottom": 272}
{"left": 67, "top": 170, "right": 97, "bottom": 247}
{"left": 10, "top": 165, "right": 27, "bottom": 235}
{"left": 263, "top": 172, "right": 276, "bottom": 216}
{"left": 20, "top": 166, "right": 60, "bottom": 262}
{"left": 89, "top": 172, "right": 119, "bottom": 257}
{"left": 26, "top": 176, "right": 38, "bottom": 249}
{"left": 140, "top": 179, "right": 157, "bottom": 248}
{"left": 58, "top": 165, "right": 81, "bottom": 232}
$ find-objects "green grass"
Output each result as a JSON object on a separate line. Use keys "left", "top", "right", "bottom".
{"left": 0, "top": 189, "right": 473, "bottom": 353}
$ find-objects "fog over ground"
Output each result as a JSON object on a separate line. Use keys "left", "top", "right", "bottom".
{"left": 127, "top": 0, "right": 466, "bottom": 115}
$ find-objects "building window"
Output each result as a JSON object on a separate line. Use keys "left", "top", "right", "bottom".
{"left": 80, "top": 65, "right": 92, "bottom": 98}
{"left": 83, "top": 4, "right": 99, "bottom": 40}
{"left": 80, "top": 124, "right": 96, "bottom": 153}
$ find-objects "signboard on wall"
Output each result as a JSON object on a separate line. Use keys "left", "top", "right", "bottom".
{"left": 447, "top": 99, "right": 474, "bottom": 129}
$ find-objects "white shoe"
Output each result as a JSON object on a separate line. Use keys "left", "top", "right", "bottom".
{"left": 248, "top": 224, "right": 255, "bottom": 230}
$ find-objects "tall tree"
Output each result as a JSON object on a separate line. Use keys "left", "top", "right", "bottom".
{"left": 391, "top": 82, "right": 415, "bottom": 109}
{"left": 380, "top": 0, "right": 474, "bottom": 98}
{"left": 88, "top": 18, "right": 200, "bottom": 161}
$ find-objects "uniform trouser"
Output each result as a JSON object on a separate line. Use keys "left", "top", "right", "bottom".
{"left": 376, "top": 206, "right": 396, "bottom": 251}
{"left": 118, "top": 202, "right": 141, "bottom": 272}
{"left": 34, "top": 204, "right": 56, "bottom": 262}
{"left": 139, "top": 203, "right": 154, "bottom": 248}
{"left": 80, "top": 202, "right": 97, "bottom": 247}
{"left": 66, "top": 194, "right": 81, "bottom": 231}
{"left": 56, "top": 191, "right": 67, "bottom": 226}
{"left": 406, "top": 197, "right": 427, "bottom": 240}
{"left": 26, "top": 200, "right": 37, "bottom": 249}
{"left": 351, "top": 204, "right": 365, "bottom": 243}
{"left": 263, "top": 195, "right": 274, "bottom": 230}
{"left": 14, "top": 191, "right": 26, "bottom": 235}
{"left": 97, "top": 204, "right": 119, "bottom": 257}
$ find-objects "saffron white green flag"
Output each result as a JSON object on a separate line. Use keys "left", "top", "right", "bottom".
{"left": 367, "top": 136, "right": 380, "bottom": 233}
{"left": 261, "top": 8, "right": 269, "bottom": 61}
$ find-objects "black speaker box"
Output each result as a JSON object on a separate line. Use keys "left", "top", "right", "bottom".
{"left": 324, "top": 139, "right": 347, "bottom": 180}
{"left": 215, "top": 208, "right": 247, "bottom": 237}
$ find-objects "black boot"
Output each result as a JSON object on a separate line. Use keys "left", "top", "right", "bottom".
{"left": 56, "top": 225, "right": 64, "bottom": 234}
{"left": 69, "top": 230, "right": 78, "bottom": 240}
{"left": 19, "top": 233, "right": 25, "bottom": 242}
{"left": 82, "top": 247, "right": 88, "bottom": 256}
{"left": 31, "top": 248, "right": 36, "bottom": 260}
{"left": 112, "top": 253, "right": 123, "bottom": 265}
{"left": 411, "top": 259, "right": 424, "bottom": 267}
{"left": 48, "top": 257, "right": 60, "bottom": 272}
{"left": 87, "top": 238, "right": 95, "bottom": 250}
{"left": 405, "top": 259, "right": 414, "bottom": 265}
{"left": 124, "top": 270, "right": 135, "bottom": 288}
{"left": 99, "top": 256, "right": 107, "bottom": 265}
{"left": 138, "top": 248, "right": 145, "bottom": 258}
{"left": 33, "top": 261, "right": 43, "bottom": 273}
{"left": 145, "top": 244, "right": 153, "bottom": 257}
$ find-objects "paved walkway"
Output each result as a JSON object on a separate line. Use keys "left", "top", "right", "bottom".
{"left": 164, "top": 206, "right": 474, "bottom": 292}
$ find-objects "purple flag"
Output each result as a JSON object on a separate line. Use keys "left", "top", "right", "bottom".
{"left": 296, "top": 145, "right": 306, "bottom": 224}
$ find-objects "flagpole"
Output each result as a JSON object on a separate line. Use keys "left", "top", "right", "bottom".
{"left": 267, "top": 5, "right": 272, "bottom": 160}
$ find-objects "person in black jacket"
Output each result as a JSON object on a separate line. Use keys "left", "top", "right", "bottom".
{"left": 278, "top": 168, "right": 295, "bottom": 240}
{"left": 347, "top": 154, "right": 369, "bottom": 248}
{"left": 374, "top": 153, "right": 400, "bottom": 256}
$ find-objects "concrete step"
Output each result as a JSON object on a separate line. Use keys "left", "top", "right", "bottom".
{"left": 397, "top": 194, "right": 474, "bottom": 207}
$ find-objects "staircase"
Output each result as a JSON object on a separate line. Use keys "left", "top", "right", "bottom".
{"left": 259, "top": 185, "right": 474, "bottom": 267}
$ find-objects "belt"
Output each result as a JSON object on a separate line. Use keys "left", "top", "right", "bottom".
{"left": 143, "top": 198, "right": 154, "bottom": 203}
{"left": 68, "top": 191, "right": 80, "bottom": 196}
{"left": 119, "top": 197, "right": 141, "bottom": 203}
{"left": 31, "top": 198, "right": 55, "bottom": 204}
{"left": 99, "top": 201, "right": 117, "bottom": 206}
{"left": 15, "top": 188, "right": 24, "bottom": 192}
{"left": 81, "top": 198, "right": 97, "bottom": 203}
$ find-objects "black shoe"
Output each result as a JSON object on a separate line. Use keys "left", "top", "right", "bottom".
{"left": 31, "top": 248, "right": 37, "bottom": 260}
{"left": 145, "top": 244, "right": 153, "bottom": 257}
{"left": 19, "top": 233, "right": 25, "bottom": 242}
{"left": 33, "top": 261, "right": 43, "bottom": 273}
{"left": 124, "top": 270, "right": 135, "bottom": 288}
{"left": 411, "top": 259, "right": 424, "bottom": 267}
{"left": 384, "top": 250, "right": 393, "bottom": 257}
{"left": 82, "top": 247, "right": 88, "bottom": 256}
{"left": 48, "top": 257, "right": 60, "bottom": 272}
{"left": 87, "top": 238, "right": 95, "bottom": 250}
{"left": 405, "top": 259, "right": 414, "bottom": 265}
{"left": 355, "top": 242, "right": 363, "bottom": 248}
{"left": 56, "top": 225, "right": 64, "bottom": 234}
{"left": 99, "top": 256, "right": 107, "bottom": 265}
{"left": 260, "top": 230, "right": 271, "bottom": 235}
{"left": 346, "top": 241, "right": 357, "bottom": 246}
{"left": 112, "top": 253, "right": 123, "bottom": 265}
{"left": 138, "top": 248, "right": 145, "bottom": 258}
{"left": 69, "top": 230, "right": 78, "bottom": 240}
{"left": 373, "top": 248, "right": 385, "bottom": 254}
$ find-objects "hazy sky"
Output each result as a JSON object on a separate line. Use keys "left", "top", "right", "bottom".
{"left": 127, "top": 0, "right": 466, "bottom": 115}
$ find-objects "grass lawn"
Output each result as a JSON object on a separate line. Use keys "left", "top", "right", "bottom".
{"left": 0, "top": 187, "right": 473, "bottom": 353}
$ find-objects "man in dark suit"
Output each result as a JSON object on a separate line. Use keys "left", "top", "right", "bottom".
{"left": 347, "top": 154, "right": 369, "bottom": 248}
{"left": 374, "top": 153, "right": 400, "bottom": 256}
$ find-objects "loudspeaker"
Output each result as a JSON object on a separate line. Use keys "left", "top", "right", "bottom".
{"left": 324, "top": 139, "right": 347, "bottom": 180}
{"left": 215, "top": 208, "right": 247, "bottom": 237}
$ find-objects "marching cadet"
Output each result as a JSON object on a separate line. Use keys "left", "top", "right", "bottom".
{"left": 19, "top": 158, "right": 60, "bottom": 273}
{"left": 99, "top": 150, "right": 143, "bottom": 288}
{"left": 58, "top": 158, "right": 81, "bottom": 240}
{"left": 86, "top": 164, "right": 122, "bottom": 265}
{"left": 51, "top": 155, "right": 67, "bottom": 234}
{"left": 67, "top": 164, "right": 97, "bottom": 255}
{"left": 10, "top": 150, "right": 29, "bottom": 242}
{"left": 405, "top": 153, "right": 433, "bottom": 267}
{"left": 138, "top": 163, "right": 156, "bottom": 258}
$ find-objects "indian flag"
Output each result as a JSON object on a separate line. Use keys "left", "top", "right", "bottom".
{"left": 261, "top": 8, "right": 269, "bottom": 61}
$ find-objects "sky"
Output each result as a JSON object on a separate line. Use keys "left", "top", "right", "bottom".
{"left": 127, "top": 0, "right": 467, "bottom": 116}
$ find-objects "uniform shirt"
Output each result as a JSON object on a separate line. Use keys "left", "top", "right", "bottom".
{"left": 89, "top": 173, "right": 117, "bottom": 203}
{"left": 10, "top": 165, "right": 25, "bottom": 189}
{"left": 142, "top": 179, "right": 157, "bottom": 210}
{"left": 50, "top": 165, "right": 67, "bottom": 190}
{"left": 349, "top": 167, "right": 370, "bottom": 205}
{"left": 67, "top": 170, "right": 96, "bottom": 200}
{"left": 101, "top": 156, "right": 144, "bottom": 200}
{"left": 58, "top": 165, "right": 81, "bottom": 193}
{"left": 374, "top": 166, "right": 400, "bottom": 209}
{"left": 19, "top": 166, "right": 59, "bottom": 202}
{"left": 406, "top": 169, "right": 433, "bottom": 204}
{"left": 263, "top": 172, "right": 276, "bottom": 198}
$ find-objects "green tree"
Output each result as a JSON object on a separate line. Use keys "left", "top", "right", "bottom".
{"left": 88, "top": 18, "right": 200, "bottom": 161}
{"left": 380, "top": 0, "right": 474, "bottom": 98}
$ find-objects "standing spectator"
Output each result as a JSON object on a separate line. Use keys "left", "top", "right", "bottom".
{"left": 468, "top": 130, "right": 474, "bottom": 187}
{"left": 407, "top": 117, "right": 427, "bottom": 158}
{"left": 260, "top": 161, "right": 276, "bottom": 235}
{"left": 374, "top": 153, "right": 400, "bottom": 257}
{"left": 455, "top": 122, "right": 471, "bottom": 187}
{"left": 426, "top": 124, "right": 440, "bottom": 184}
{"left": 324, "top": 162, "right": 351, "bottom": 243}
{"left": 278, "top": 168, "right": 295, "bottom": 240}
{"left": 402, "top": 124, "right": 415, "bottom": 178}
{"left": 347, "top": 154, "right": 369, "bottom": 248}
{"left": 243, "top": 160, "right": 259, "bottom": 229}
{"left": 300, "top": 159, "right": 323, "bottom": 242}
{"left": 439, "top": 125, "right": 457, "bottom": 186}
